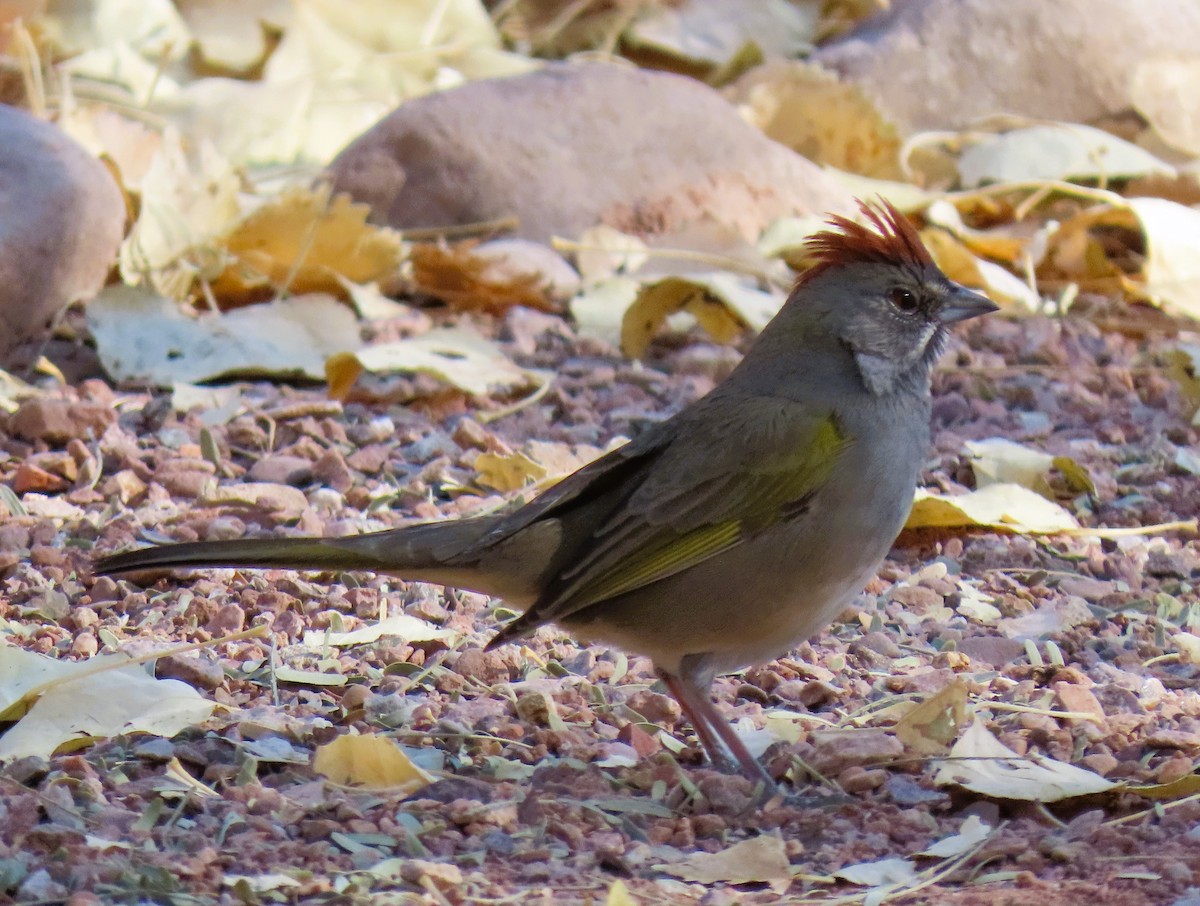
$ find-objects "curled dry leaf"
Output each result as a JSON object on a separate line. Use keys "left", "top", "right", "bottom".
{"left": 731, "top": 59, "right": 903, "bottom": 179}
{"left": 894, "top": 678, "right": 970, "bottom": 756}
{"left": 624, "top": 0, "right": 818, "bottom": 76}
{"left": 212, "top": 185, "right": 405, "bottom": 307}
{"left": 408, "top": 240, "right": 576, "bottom": 315}
{"left": 1130, "top": 55, "right": 1200, "bottom": 157}
{"left": 313, "top": 733, "right": 434, "bottom": 794}
{"left": 1041, "top": 198, "right": 1200, "bottom": 317}
{"left": 934, "top": 718, "right": 1116, "bottom": 801}
{"left": 964, "top": 437, "right": 1092, "bottom": 497}
{"left": 475, "top": 439, "right": 619, "bottom": 494}
{"left": 906, "top": 484, "right": 1080, "bottom": 534}
{"left": 620, "top": 274, "right": 784, "bottom": 358}
{"left": 1165, "top": 343, "right": 1200, "bottom": 424}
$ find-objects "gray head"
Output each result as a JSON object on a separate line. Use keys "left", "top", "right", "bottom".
{"left": 758, "top": 199, "right": 998, "bottom": 395}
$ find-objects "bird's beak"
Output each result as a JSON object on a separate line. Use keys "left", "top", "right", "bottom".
{"left": 938, "top": 285, "right": 1000, "bottom": 324}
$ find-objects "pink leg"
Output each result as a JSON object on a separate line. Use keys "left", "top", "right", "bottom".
{"left": 659, "top": 667, "right": 774, "bottom": 786}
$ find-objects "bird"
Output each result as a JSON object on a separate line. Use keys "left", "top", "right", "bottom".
{"left": 95, "top": 199, "right": 998, "bottom": 785}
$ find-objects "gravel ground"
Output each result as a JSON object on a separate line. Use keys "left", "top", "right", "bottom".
{"left": 1, "top": 303, "right": 1199, "bottom": 905}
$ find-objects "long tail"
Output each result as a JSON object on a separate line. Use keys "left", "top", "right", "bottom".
{"left": 94, "top": 518, "right": 498, "bottom": 582}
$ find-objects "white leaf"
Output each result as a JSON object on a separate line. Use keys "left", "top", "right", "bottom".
{"left": 917, "top": 815, "right": 992, "bottom": 858}
{"left": 88, "top": 287, "right": 360, "bottom": 386}
{"left": 934, "top": 719, "right": 1116, "bottom": 801}
{"left": 958, "top": 123, "right": 1174, "bottom": 187}
{"left": 302, "top": 615, "right": 454, "bottom": 649}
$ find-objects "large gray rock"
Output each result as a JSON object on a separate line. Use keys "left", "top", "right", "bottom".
{"left": 0, "top": 104, "right": 125, "bottom": 370}
{"left": 815, "top": 0, "right": 1200, "bottom": 134}
{"left": 327, "top": 62, "right": 853, "bottom": 243}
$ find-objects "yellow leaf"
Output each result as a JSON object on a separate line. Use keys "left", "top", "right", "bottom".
{"left": 475, "top": 450, "right": 548, "bottom": 493}
{"left": 621, "top": 276, "right": 766, "bottom": 358}
{"left": 212, "top": 185, "right": 403, "bottom": 306}
{"left": 605, "top": 880, "right": 639, "bottom": 906}
{"left": 313, "top": 734, "right": 434, "bottom": 793}
{"left": 895, "top": 679, "right": 969, "bottom": 756}
{"left": 906, "top": 485, "right": 1079, "bottom": 535}
{"left": 731, "top": 60, "right": 902, "bottom": 179}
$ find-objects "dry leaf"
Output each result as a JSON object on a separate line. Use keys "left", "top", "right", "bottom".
{"left": 605, "top": 879, "right": 639, "bottom": 906}
{"left": 313, "top": 733, "right": 434, "bottom": 794}
{"left": 834, "top": 856, "right": 917, "bottom": 887}
{"left": 0, "top": 645, "right": 214, "bottom": 762}
{"left": 906, "top": 485, "right": 1080, "bottom": 534}
{"left": 732, "top": 59, "right": 903, "bottom": 179}
{"left": 624, "top": 0, "right": 818, "bottom": 75}
{"left": 326, "top": 327, "right": 541, "bottom": 399}
{"left": 957, "top": 123, "right": 1175, "bottom": 188}
{"left": 118, "top": 129, "right": 241, "bottom": 299}
{"left": 917, "top": 815, "right": 992, "bottom": 858}
{"left": 895, "top": 679, "right": 970, "bottom": 756}
{"left": 657, "top": 835, "right": 791, "bottom": 892}
{"left": 1166, "top": 344, "right": 1200, "bottom": 424}
{"left": 409, "top": 240, "right": 571, "bottom": 315}
{"left": 212, "top": 185, "right": 404, "bottom": 307}
{"left": 87, "top": 287, "right": 360, "bottom": 386}
{"left": 1130, "top": 55, "right": 1200, "bottom": 157}
{"left": 934, "top": 718, "right": 1116, "bottom": 801}
{"left": 301, "top": 615, "right": 455, "bottom": 648}
{"left": 621, "top": 275, "right": 783, "bottom": 358}
{"left": 475, "top": 440, "right": 608, "bottom": 493}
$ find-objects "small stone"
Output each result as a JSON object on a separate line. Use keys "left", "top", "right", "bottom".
{"left": 1156, "top": 753, "right": 1193, "bottom": 785}
{"left": 201, "top": 482, "right": 308, "bottom": 521}
{"left": 839, "top": 765, "right": 888, "bottom": 794}
{"left": 69, "top": 632, "right": 98, "bottom": 658}
{"left": 157, "top": 652, "right": 226, "bottom": 690}
{"left": 345, "top": 444, "right": 390, "bottom": 474}
{"left": 956, "top": 636, "right": 1027, "bottom": 667}
{"left": 10, "top": 399, "right": 117, "bottom": 445}
{"left": 205, "top": 603, "right": 245, "bottom": 636}
{"left": 453, "top": 647, "right": 511, "bottom": 685}
{"left": 1054, "top": 683, "right": 1106, "bottom": 723}
{"left": 884, "top": 774, "right": 948, "bottom": 805}
{"left": 624, "top": 690, "right": 681, "bottom": 727}
{"left": 248, "top": 454, "right": 313, "bottom": 486}
{"left": 340, "top": 684, "right": 371, "bottom": 711}
{"left": 312, "top": 449, "right": 355, "bottom": 493}
{"left": 88, "top": 576, "right": 120, "bottom": 603}
{"left": 399, "top": 860, "right": 462, "bottom": 888}
{"left": 617, "top": 723, "right": 661, "bottom": 759}
{"left": 100, "top": 469, "right": 148, "bottom": 504}
{"left": 1055, "top": 575, "right": 1115, "bottom": 601}
{"left": 860, "top": 631, "right": 902, "bottom": 658}
{"left": 889, "top": 585, "right": 945, "bottom": 612}
{"left": 452, "top": 418, "right": 492, "bottom": 450}
{"left": 810, "top": 728, "right": 903, "bottom": 774}
{"left": 1146, "top": 729, "right": 1200, "bottom": 750}
{"left": 1080, "top": 752, "right": 1119, "bottom": 776}
{"left": 12, "top": 463, "right": 67, "bottom": 495}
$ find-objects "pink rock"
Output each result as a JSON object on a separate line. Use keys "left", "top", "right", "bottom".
{"left": 0, "top": 106, "right": 124, "bottom": 369}
{"left": 816, "top": 0, "right": 1200, "bottom": 134}
{"left": 328, "top": 62, "right": 852, "bottom": 243}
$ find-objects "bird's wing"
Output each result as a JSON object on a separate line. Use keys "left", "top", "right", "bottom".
{"left": 488, "top": 395, "right": 851, "bottom": 643}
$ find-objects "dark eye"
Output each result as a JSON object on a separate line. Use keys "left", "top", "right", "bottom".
{"left": 889, "top": 287, "right": 920, "bottom": 313}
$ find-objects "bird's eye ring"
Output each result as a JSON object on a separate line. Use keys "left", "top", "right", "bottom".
{"left": 889, "top": 287, "right": 920, "bottom": 313}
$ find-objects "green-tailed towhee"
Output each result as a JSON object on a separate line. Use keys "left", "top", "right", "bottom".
{"left": 96, "top": 199, "right": 997, "bottom": 784}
